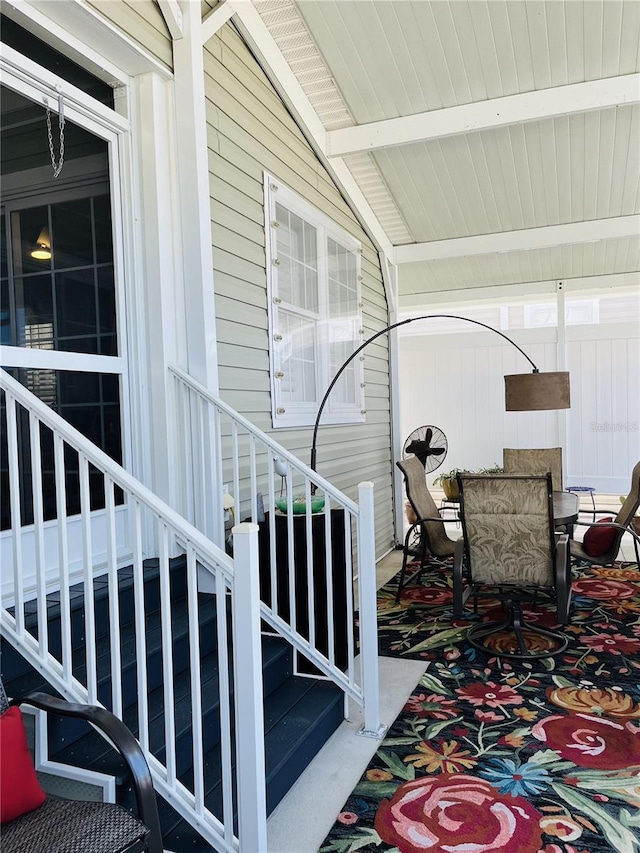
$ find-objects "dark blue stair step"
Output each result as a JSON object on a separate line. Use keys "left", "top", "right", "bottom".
{"left": 16, "top": 558, "right": 189, "bottom": 662}
{"left": 160, "top": 676, "right": 343, "bottom": 848}
{"left": 263, "top": 676, "right": 343, "bottom": 814}
{"left": 49, "top": 592, "right": 219, "bottom": 751}
{"left": 49, "top": 634, "right": 294, "bottom": 785}
{"left": 70, "top": 592, "right": 218, "bottom": 697}
{"left": 0, "top": 645, "right": 53, "bottom": 697}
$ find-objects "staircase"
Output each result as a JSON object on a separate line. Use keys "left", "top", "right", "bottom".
{"left": 1, "top": 366, "right": 380, "bottom": 850}
{"left": 1, "top": 555, "right": 343, "bottom": 851}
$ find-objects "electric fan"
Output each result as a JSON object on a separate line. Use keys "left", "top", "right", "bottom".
{"left": 402, "top": 425, "right": 448, "bottom": 473}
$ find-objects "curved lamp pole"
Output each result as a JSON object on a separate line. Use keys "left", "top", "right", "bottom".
{"left": 309, "top": 313, "right": 569, "bottom": 479}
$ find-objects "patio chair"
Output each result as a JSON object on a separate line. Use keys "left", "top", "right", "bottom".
{"left": 396, "top": 456, "right": 459, "bottom": 602}
{"left": 569, "top": 460, "right": 640, "bottom": 567}
{"left": 453, "top": 473, "right": 571, "bottom": 659}
{"left": 0, "top": 677, "right": 162, "bottom": 853}
{"left": 503, "top": 447, "right": 563, "bottom": 492}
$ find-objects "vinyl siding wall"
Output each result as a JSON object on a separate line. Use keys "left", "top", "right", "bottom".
{"left": 204, "top": 24, "right": 394, "bottom": 555}
{"left": 86, "top": 0, "right": 173, "bottom": 67}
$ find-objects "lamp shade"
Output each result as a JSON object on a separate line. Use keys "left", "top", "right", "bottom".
{"left": 504, "top": 371, "right": 570, "bottom": 411}
{"left": 31, "top": 227, "right": 51, "bottom": 260}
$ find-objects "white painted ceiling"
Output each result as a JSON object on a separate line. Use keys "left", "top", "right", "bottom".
{"left": 249, "top": 0, "right": 640, "bottom": 310}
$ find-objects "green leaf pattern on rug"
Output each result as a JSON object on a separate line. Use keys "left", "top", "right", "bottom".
{"left": 322, "top": 560, "right": 640, "bottom": 853}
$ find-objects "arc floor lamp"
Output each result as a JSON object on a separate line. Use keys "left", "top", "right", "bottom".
{"left": 310, "top": 313, "right": 570, "bottom": 478}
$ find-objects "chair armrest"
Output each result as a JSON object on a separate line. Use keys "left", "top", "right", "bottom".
{"left": 571, "top": 519, "right": 640, "bottom": 546}
{"left": 411, "top": 515, "right": 458, "bottom": 528}
{"left": 10, "top": 692, "right": 162, "bottom": 853}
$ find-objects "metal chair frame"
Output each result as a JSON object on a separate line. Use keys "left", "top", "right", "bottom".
{"left": 0, "top": 678, "right": 162, "bottom": 853}
{"left": 396, "top": 457, "right": 460, "bottom": 602}
{"left": 453, "top": 473, "right": 571, "bottom": 660}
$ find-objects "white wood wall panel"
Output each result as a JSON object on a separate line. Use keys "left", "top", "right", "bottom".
{"left": 204, "top": 24, "right": 394, "bottom": 554}
{"left": 399, "top": 330, "right": 562, "bottom": 479}
{"left": 400, "top": 323, "right": 638, "bottom": 496}
{"left": 566, "top": 325, "right": 640, "bottom": 492}
{"left": 297, "top": 1, "right": 640, "bottom": 125}
{"left": 374, "top": 104, "right": 640, "bottom": 243}
{"left": 399, "top": 237, "right": 640, "bottom": 303}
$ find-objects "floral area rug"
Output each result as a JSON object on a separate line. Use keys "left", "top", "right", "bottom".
{"left": 320, "top": 559, "right": 640, "bottom": 853}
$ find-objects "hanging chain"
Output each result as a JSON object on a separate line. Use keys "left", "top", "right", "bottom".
{"left": 46, "top": 93, "right": 65, "bottom": 178}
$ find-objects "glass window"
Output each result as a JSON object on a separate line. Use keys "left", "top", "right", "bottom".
{"left": 5, "top": 194, "right": 116, "bottom": 354}
{"left": 266, "top": 175, "right": 364, "bottom": 428}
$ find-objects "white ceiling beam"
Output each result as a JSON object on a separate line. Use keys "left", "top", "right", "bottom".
{"left": 398, "top": 272, "right": 640, "bottom": 310}
{"left": 158, "top": 0, "right": 183, "bottom": 40}
{"left": 201, "top": 0, "right": 238, "bottom": 44}
{"left": 392, "top": 216, "right": 640, "bottom": 264}
{"left": 230, "top": 0, "right": 394, "bottom": 266}
{"left": 327, "top": 74, "right": 640, "bottom": 157}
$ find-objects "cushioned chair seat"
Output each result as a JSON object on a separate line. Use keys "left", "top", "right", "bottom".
{"left": 2, "top": 797, "right": 150, "bottom": 853}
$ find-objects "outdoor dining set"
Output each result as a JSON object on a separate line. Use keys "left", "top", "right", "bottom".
{"left": 397, "top": 450, "right": 640, "bottom": 660}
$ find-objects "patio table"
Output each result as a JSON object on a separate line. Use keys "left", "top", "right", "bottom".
{"left": 553, "top": 491, "right": 579, "bottom": 531}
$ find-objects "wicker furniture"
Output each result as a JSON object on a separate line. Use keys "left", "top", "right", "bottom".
{"left": 0, "top": 679, "right": 162, "bottom": 853}
{"left": 453, "top": 473, "right": 571, "bottom": 659}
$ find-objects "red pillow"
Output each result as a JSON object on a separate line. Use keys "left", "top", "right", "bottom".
{"left": 582, "top": 517, "right": 617, "bottom": 558}
{"left": 0, "top": 706, "right": 46, "bottom": 823}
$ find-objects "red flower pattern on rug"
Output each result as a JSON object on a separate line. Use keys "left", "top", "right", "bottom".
{"left": 320, "top": 560, "right": 640, "bottom": 853}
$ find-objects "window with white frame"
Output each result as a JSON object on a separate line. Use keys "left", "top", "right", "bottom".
{"left": 265, "top": 175, "right": 365, "bottom": 428}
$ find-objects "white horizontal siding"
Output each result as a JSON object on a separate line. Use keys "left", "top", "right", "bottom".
{"left": 205, "top": 24, "right": 393, "bottom": 554}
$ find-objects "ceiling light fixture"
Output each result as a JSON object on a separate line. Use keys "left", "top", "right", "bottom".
{"left": 31, "top": 227, "right": 51, "bottom": 261}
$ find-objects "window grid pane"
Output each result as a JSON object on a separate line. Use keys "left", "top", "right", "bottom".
{"left": 276, "top": 202, "right": 318, "bottom": 313}
{"left": 8, "top": 196, "right": 116, "bottom": 354}
{"left": 279, "top": 310, "right": 317, "bottom": 403}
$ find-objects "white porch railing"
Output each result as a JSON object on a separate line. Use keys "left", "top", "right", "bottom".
{"left": 0, "top": 368, "right": 266, "bottom": 852}
{"left": 0, "top": 365, "right": 382, "bottom": 851}
{"left": 169, "top": 365, "right": 381, "bottom": 733}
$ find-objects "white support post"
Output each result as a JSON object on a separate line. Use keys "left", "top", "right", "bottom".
{"left": 171, "top": 2, "right": 219, "bottom": 392}
{"left": 386, "top": 261, "right": 405, "bottom": 547}
{"left": 556, "top": 281, "right": 568, "bottom": 482}
{"left": 356, "top": 483, "right": 385, "bottom": 738}
{"left": 231, "top": 523, "right": 268, "bottom": 852}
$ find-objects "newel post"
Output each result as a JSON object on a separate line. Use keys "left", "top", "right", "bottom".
{"left": 232, "top": 523, "right": 267, "bottom": 851}
{"left": 357, "top": 482, "right": 385, "bottom": 738}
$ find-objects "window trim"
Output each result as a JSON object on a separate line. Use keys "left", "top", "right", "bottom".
{"left": 264, "top": 173, "right": 365, "bottom": 429}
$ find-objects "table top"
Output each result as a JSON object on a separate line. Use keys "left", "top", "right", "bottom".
{"left": 553, "top": 491, "right": 579, "bottom": 526}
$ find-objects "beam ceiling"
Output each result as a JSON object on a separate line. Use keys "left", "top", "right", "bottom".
{"left": 393, "top": 216, "right": 640, "bottom": 264}
{"left": 327, "top": 74, "right": 640, "bottom": 157}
